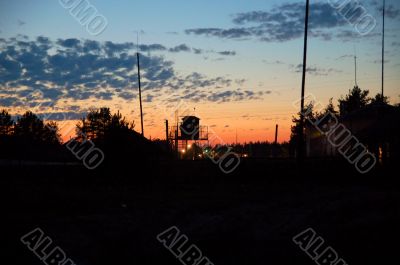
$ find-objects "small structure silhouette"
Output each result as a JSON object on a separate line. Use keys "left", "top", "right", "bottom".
{"left": 166, "top": 115, "right": 208, "bottom": 159}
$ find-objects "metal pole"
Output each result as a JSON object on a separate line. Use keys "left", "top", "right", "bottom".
{"left": 298, "top": 0, "right": 310, "bottom": 162}
{"left": 275, "top": 124, "right": 279, "bottom": 144}
{"left": 236, "top": 129, "right": 238, "bottom": 145}
{"left": 165, "top": 120, "right": 169, "bottom": 150}
{"left": 382, "top": 0, "right": 385, "bottom": 98}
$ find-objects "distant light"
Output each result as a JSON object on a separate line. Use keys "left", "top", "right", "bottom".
{"left": 198, "top": 154, "right": 202, "bottom": 158}
{"left": 181, "top": 149, "right": 186, "bottom": 153}
{"left": 188, "top": 144, "right": 192, "bottom": 149}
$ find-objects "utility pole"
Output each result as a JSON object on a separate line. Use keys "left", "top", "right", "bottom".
{"left": 274, "top": 124, "right": 279, "bottom": 144}
{"left": 175, "top": 110, "right": 179, "bottom": 158}
{"left": 236, "top": 129, "right": 238, "bottom": 145}
{"left": 298, "top": 0, "right": 310, "bottom": 163}
{"left": 165, "top": 120, "right": 169, "bottom": 150}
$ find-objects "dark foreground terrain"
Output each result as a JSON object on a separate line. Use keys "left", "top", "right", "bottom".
{"left": 3, "top": 158, "right": 400, "bottom": 265}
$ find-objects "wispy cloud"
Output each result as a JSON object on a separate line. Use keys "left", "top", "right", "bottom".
{"left": 289, "top": 64, "right": 343, "bottom": 76}
{"left": 186, "top": 2, "right": 346, "bottom": 42}
{"left": 185, "top": 1, "right": 397, "bottom": 43}
{"left": 17, "top": 19, "right": 26, "bottom": 26}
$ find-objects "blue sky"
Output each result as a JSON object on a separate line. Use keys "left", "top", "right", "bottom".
{"left": 0, "top": 0, "right": 399, "bottom": 142}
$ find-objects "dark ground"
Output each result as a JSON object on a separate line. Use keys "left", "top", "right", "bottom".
{"left": 3, "top": 158, "right": 400, "bottom": 265}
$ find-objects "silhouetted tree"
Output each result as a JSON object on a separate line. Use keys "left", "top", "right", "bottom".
{"left": 338, "top": 86, "right": 370, "bottom": 116}
{"left": 14, "top": 111, "right": 60, "bottom": 144}
{"left": 43, "top": 121, "right": 61, "bottom": 144}
{"left": 75, "top": 108, "right": 169, "bottom": 169}
{"left": 370, "top": 93, "right": 389, "bottom": 104}
{"left": 0, "top": 111, "right": 62, "bottom": 160}
{"left": 290, "top": 102, "right": 315, "bottom": 149}
{"left": 76, "top": 108, "right": 134, "bottom": 141}
{"left": 323, "top": 98, "right": 338, "bottom": 115}
{"left": 0, "top": 110, "right": 13, "bottom": 136}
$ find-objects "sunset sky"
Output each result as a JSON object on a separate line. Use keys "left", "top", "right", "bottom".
{"left": 1, "top": 0, "right": 399, "bottom": 143}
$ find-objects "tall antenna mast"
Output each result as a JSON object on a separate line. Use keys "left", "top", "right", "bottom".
{"left": 136, "top": 32, "right": 144, "bottom": 136}
{"left": 298, "top": 0, "right": 310, "bottom": 162}
{"left": 381, "top": 0, "right": 385, "bottom": 98}
{"left": 354, "top": 47, "right": 358, "bottom": 87}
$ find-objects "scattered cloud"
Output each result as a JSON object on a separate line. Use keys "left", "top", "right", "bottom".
{"left": 0, "top": 36, "right": 257, "bottom": 114}
{"left": 186, "top": 2, "right": 347, "bottom": 42}
{"left": 169, "top": 44, "right": 191, "bottom": 53}
{"left": 185, "top": 1, "right": 398, "bottom": 43}
{"left": 193, "top": 48, "right": 203, "bottom": 54}
{"left": 36, "top": 111, "right": 88, "bottom": 121}
{"left": 392, "top": 41, "right": 400, "bottom": 47}
{"left": 185, "top": 28, "right": 253, "bottom": 40}
{"left": 370, "top": 0, "right": 400, "bottom": 19}
{"left": 334, "top": 30, "right": 381, "bottom": 42}
{"left": 139, "top": 44, "right": 167, "bottom": 52}
{"left": 218, "top": 51, "right": 236, "bottom": 56}
{"left": 336, "top": 54, "right": 354, "bottom": 60}
{"left": 371, "top": 59, "right": 390, "bottom": 64}
{"left": 290, "top": 64, "right": 343, "bottom": 76}
{"left": 17, "top": 19, "right": 26, "bottom": 26}
{"left": 385, "top": 5, "right": 400, "bottom": 19}
{"left": 263, "top": 60, "right": 285, "bottom": 64}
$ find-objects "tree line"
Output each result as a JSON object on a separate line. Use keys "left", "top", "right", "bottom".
{"left": 0, "top": 86, "right": 398, "bottom": 161}
{"left": 289, "top": 85, "right": 396, "bottom": 149}
{"left": 0, "top": 108, "right": 168, "bottom": 163}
